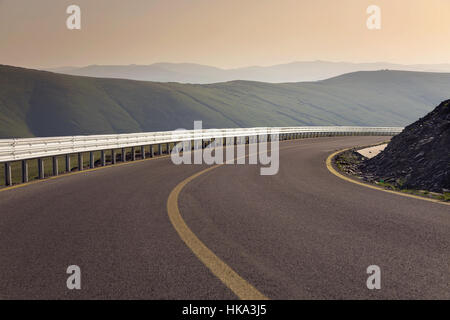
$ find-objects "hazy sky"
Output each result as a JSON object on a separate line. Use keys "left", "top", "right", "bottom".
{"left": 1, "top": 0, "right": 449, "bottom": 69}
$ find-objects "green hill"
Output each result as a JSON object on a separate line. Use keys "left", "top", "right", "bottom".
{"left": 1, "top": 65, "right": 450, "bottom": 138}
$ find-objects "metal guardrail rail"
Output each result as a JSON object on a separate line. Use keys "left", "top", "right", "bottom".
{"left": 0, "top": 126, "right": 403, "bottom": 186}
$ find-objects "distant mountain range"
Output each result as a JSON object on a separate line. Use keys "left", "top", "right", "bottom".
{"left": 45, "top": 61, "right": 450, "bottom": 84}
{"left": 2, "top": 65, "right": 450, "bottom": 138}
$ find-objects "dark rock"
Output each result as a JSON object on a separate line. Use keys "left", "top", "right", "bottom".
{"left": 359, "top": 100, "right": 450, "bottom": 193}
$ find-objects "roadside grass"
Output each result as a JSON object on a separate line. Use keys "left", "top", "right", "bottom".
{"left": 439, "top": 192, "right": 450, "bottom": 202}
{"left": 0, "top": 144, "right": 174, "bottom": 188}
{"left": 1, "top": 152, "right": 104, "bottom": 187}
{"left": 335, "top": 151, "right": 364, "bottom": 171}
{"left": 376, "top": 181, "right": 448, "bottom": 201}
{"left": 335, "top": 148, "right": 449, "bottom": 203}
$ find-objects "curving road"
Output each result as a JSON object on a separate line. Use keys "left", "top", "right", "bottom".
{"left": 0, "top": 136, "right": 448, "bottom": 299}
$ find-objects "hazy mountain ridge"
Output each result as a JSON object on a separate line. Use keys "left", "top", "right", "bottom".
{"left": 1, "top": 65, "right": 450, "bottom": 138}
{"left": 45, "top": 61, "right": 450, "bottom": 84}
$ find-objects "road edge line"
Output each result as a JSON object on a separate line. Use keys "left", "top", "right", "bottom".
{"left": 326, "top": 149, "right": 450, "bottom": 206}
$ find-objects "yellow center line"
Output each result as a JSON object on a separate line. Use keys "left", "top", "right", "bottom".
{"left": 167, "top": 165, "right": 268, "bottom": 300}
{"left": 326, "top": 149, "right": 450, "bottom": 206}
{"left": 166, "top": 143, "right": 305, "bottom": 300}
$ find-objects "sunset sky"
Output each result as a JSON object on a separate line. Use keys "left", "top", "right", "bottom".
{"left": 1, "top": 0, "right": 449, "bottom": 69}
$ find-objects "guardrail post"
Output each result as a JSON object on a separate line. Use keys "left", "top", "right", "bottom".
{"left": 4, "top": 162, "right": 12, "bottom": 186}
{"left": 101, "top": 150, "right": 106, "bottom": 166}
{"left": 141, "top": 146, "right": 146, "bottom": 160}
{"left": 158, "top": 144, "right": 162, "bottom": 155}
{"left": 122, "top": 148, "right": 126, "bottom": 162}
{"left": 172, "top": 142, "right": 177, "bottom": 154}
{"left": 22, "top": 160, "right": 28, "bottom": 183}
{"left": 132, "top": 147, "right": 136, "bottom": 161}
{"left": 66, "top": 154, "right": 71, "bottom": 172}
{"left": 38, "top": 158, "right": 44, "bottom": 179}
{"left": 149, "top": 145, "right": 153, "bottom": 157}
{"left": 90, "top": 152, "right": 95, "bottom": 169}
{"left": 78, "top": 153, "right": 83, "bottom": 171}
{"left": 111, "top": 149, "right": 116, "bottom": 164}
{"left": 53, "top": 156, "right": 58, "bottom": 176}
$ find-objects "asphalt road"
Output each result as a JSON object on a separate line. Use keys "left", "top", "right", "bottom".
{"left": 0, "top": 136, "right": 448, "bottom": 299}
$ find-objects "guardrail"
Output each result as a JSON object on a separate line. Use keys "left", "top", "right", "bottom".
{"left": 0, "top": 126, "right": 403, "bottom": 186}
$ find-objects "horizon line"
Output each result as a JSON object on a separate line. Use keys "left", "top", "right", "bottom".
{"left": 37, "top": 60, "right": 450, "bottom": 72}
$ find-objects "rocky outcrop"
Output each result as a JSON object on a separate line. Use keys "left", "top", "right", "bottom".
{"left": 360, "top": 100, "right": 450, "bottom": 193}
